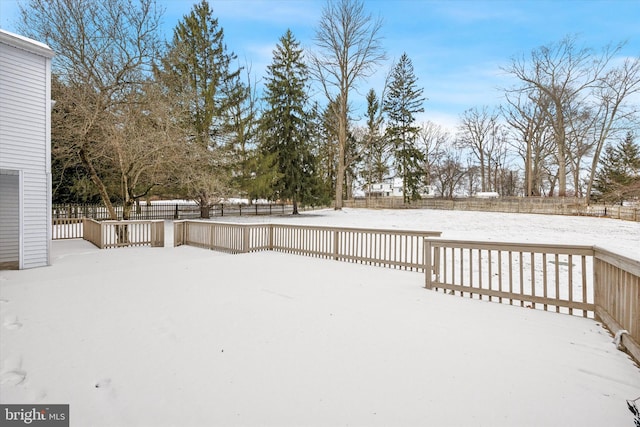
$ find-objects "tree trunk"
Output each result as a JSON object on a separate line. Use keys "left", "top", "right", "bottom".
{"left": 335, "top": 101, "right": 346, "bottom": 210}
{"left": 526, "top": 138, "right": 532, "bottom": 196}
{"left": 555, "top": 105, "right": 567, "bottom": 197}
{"left": 200, "top": 204, "right": 210, "bottom": 219}
{"left": 79, "top": 147, "right": 118, "bottom": 220}
{"left": 122, "top": 199, "right": 133, "bottom": 221}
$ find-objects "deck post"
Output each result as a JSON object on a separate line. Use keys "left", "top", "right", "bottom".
{"left": 424, "top": 238, "right": 433, "bottom": 289}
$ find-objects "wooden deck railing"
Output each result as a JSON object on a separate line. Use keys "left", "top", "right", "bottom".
{"left": 52, "top": 217, "right": 639, "bottom": 363}
{"left": 593, "top": 247, "right": 640, "bottom": 363}
{"left": 272, "top": 224, "right": 440, "bottom": 270}
{"left": 424, "top": 239, "right": 595, "bottom": 316}
{"left": 174, "top": 221, "right": 441, "bottom": 271}
{"left": 175, "top": 221, "right": 271, "bottom": 254}
{"left": 424, "top": 238, "right": 640, "bottom": 363}
{"left": 52, "top": 218, "right": 83, "bottom": 239}
{"left": 83, "top": 219, "right": 164, "bottom": 249}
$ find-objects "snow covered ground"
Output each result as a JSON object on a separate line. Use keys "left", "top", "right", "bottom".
{"left": 1, "top": 208, "right": 639, "bottom": 426}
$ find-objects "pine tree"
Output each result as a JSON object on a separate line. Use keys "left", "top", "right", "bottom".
{"left": 315, "top": 100, "right": 340, "bottom": 201}
{"left": 155, "top": 0, "right": 245, "bottom": 215}
{"left": 260, "top": 30, "right": 320, "bottom": 214}
{"left": 594, "top": 132, "right": 640, "bottom": 204}
{"left": 225, "top": 70, "right": 261, "bottom": 201}
{"left": 307, "top": 102, "right": 333, "bottom": 205}
{"left": 618, "top": 132, "right": 640, "bottom": 178}
{"left": 361, "top": 88, "right": 390, "bottom": 194}
{"left": 384, "top": 53, "right": 426, "bottom": 202}
{"left": 158, "top": 0, "right": 241, "bottom": 146}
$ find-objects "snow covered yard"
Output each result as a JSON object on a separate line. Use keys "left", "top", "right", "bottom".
{"left": 1, "top": 209, "right": 639, "bottom": 426}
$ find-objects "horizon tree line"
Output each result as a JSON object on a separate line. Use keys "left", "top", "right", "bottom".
{"left": 17, "top": 0, "right": 640, "bottom": 218}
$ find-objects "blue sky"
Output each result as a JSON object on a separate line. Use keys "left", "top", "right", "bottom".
{"left": 1, "top": 0, "right": 639, "bottom": 130}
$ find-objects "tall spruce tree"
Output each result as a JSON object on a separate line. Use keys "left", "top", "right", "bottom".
{"left": 384, "top": 53, "right": 426, "bottom": 202}
{"left": 594, "top": 132, "right": 640, "bottom": 204}
{"left": 316, "top": 99, "right": 340, "bottom": 201}
{"left": 260, "top": 30, "right": 320, "bottom": 214}
{"left": 361, "top": 88, "right": 389, "bottom": 194}
{"left": 156, "top": 0, "right": 244, "bottom": 215}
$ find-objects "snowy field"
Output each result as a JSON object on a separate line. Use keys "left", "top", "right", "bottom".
{"left": 1, "top": 208, "right": 639, "bottom": 426}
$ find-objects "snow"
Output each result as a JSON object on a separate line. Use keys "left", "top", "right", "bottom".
{"left": 1, "top": 208, "right": 639, "bottom": 426}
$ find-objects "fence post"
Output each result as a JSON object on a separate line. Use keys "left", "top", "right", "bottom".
{"left": 152, "top": 221, "right": 164, "bottom": 247}
{"left": 99, "top": 221, "right": 105, "bottom": 249}
{"left": 268, "top": 224, "right": 274, "bottom": 250}
{"left": 243, "top": 225, "right": 249, "bottom": 253}
{"left": 424, "top": 239, "right": 433, "bottom": 289}
{"left": 333, "top": 230, "right": 339, "bottom": 260}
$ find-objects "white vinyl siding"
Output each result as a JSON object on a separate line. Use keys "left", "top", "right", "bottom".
{"left": 0, "top": 31, "right": 53, "bottom": 269}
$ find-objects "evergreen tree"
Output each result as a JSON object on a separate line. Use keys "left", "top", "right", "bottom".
{"left": 384, "top": 53, "right": 426, "bottom": 202}
{"left": 316, "top": 100, "right": 340, "bottom": 202}
{"left": 155, "top": 0, "right": 244, "bottom": 215}
{"left": 225, "top": 70, "right": 261, "bottom": 201}
{"left": 260, "top": 30, "right": 320, "bottom": 214}
{"left": 594, "top": 132, "right": 640, "bottom": 204}
{"left": 361, "top": 88, "right": 390, "bottom": 194}
{"left": 158, "top": 0, "right": 240, "bottom": 146}
{"left": 307, "top": 102, "right": 334, "bottom": 205}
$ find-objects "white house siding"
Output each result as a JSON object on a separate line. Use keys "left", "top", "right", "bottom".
{"left": 0, "top": 31, "right": 53, "bottom": 269}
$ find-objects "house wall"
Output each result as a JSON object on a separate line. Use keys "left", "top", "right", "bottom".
{"left": 0, "top": 31, "right": 54, "bottom": 269}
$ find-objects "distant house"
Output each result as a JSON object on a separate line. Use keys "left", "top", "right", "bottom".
{"left": 365, "top": 177, "right": 437, "bottom": 198}
{"left": 365, "top": 178, "right": 403, "bottom": 198}
{"left": 0, "top": 30, "right": 55, "bottom": 269}
{"left": 473, "top": 192, "right": 500, "bottom": 199}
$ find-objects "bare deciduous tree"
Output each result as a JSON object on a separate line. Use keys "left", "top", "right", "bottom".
{"left": 104, "top": 82, "right": 186, "bottom": 219}
{"left": 310, "top": 0, "right": 385, "bottom": 209}
{"left": 584, "top": 56, "right": 640, "bottom": 202}
{"left": 502, "top": 90, "right": 555, "bottom": 196}
{"left": 456, "top": 107, "right": 506, "bottom": 193}
{"left": 417, "top": 121, "right": 449, "bottom": 189}
{"left": 434, "top": 147, "right": 466, "bottom": 199}
{"left": 503, "top": 35, "right": 634, "bottom": 198}
{"left": 20, "top": 0, "right": 165, "bottom": 219}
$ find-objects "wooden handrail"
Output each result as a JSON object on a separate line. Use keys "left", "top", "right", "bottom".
{"left": 425, "top": 237, "right": 640, "bottom": 364}
{"left": 176, "top": 221, "right": 441, "bottom": 272}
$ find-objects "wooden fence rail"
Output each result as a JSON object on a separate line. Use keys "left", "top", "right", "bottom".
{"left": 424, "top": 238, "right": 640, "bottom": 363}
{"left": 175, "top": 221, "right": 271, "bottom": 254}
{"left": 174, "top": 221, "right": 442, "bottom": 271}
{"left": 83, "top": 219, "right": 164, "bottom": 249}
{"left": 343, "top": 197, "right": 640, "bottom": 222}
{"left": 52, "top": 202, "right": 300, "bottom": 220}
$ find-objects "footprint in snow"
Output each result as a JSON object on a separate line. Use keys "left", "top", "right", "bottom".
{"left": 0, "top": 369, "right": 27, "bottom": 386}
{"left": 3, "top": 316, "right": 23, "bottom": 330}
